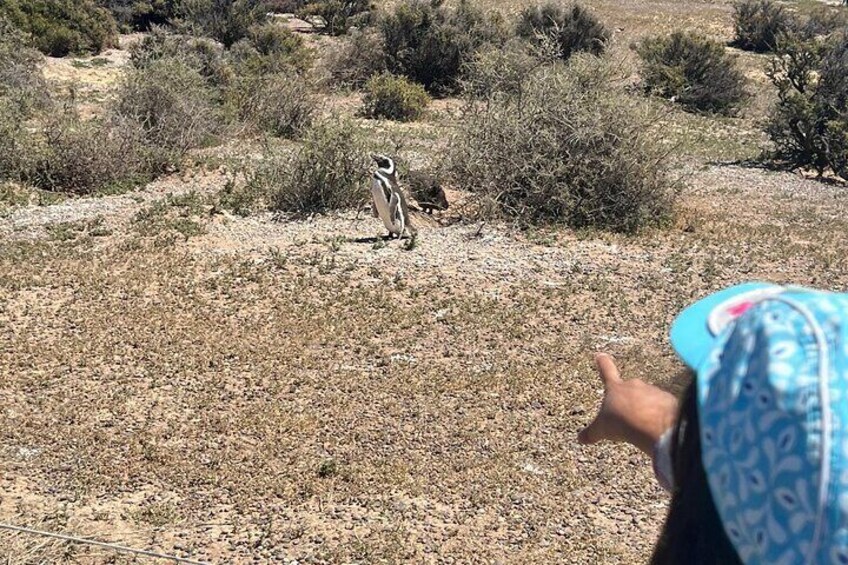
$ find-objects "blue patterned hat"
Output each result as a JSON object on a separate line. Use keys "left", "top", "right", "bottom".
{"left": 671, "top": 283, "right": 848, "bottom": 564}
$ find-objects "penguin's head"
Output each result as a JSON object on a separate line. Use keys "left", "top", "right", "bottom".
{"left": 370, "top": 153, "right": 395, "bottom": 175}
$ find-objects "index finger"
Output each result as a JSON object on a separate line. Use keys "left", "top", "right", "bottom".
{"left": 595, "top": 353, "right": 622, "bottom": 388}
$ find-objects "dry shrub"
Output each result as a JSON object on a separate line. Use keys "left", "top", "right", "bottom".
{"left": 637, "top": 32, "right": 748, "bottom": 115}
{"left": 447, "top": 55, "right": 677, "bottom": 233}
{"left": 0, "top": 0, "right": 118, "bottom": 56}
{"left": 115, "top": 57, "right": 222, "bottom": 156}
{"left": 361, "top": 72, "right": 430, "bottom": 121}
{"left": 796, "top": 5, "right": 848, "bottom": 40}
{"left": 176, "top": 0, "right": 266, "bottom": 47}
{"left": 767, "top": 31, "right": 848, "bottom": 180}
{"left": 261, "top": 0, "right": 306, "bottom": 12}
{"left": 0, "top": 100, "right": 176, "bottom": 195}
{"left": 0, "top": 17, "right": 50, "bottom": 116}
{"left": 230, "top": 73, "right": 315, "bottom": 138}
{"left": 380, "top": 0, "right": 508, "bottom": 95}
{"left": 322, "top": 27, "right": 387, "bottom": 89}
{"left": 516, "top": 2, "right": 609, "bottom": 61}
{"left": 733, "top": 0, "right": 793, "bottom": 52}
{"left": 228, "top": 22, "right": 312, "bottom": 75}
{"left": 26, "top": 112, "right": 169, "bottom": 195}
{"left": 100, "top": 0, "right": 176, "bottom": 32}
{"left": 297, "top": 0, "right": 371, "bottom": 35}
{"left": 253, "top": 118, "right": 371, "bottom": 215}
{"left": 461, "top": 39, "right": 539, "bottom": 99}
{"left": 0, "top": 101, "right": 38, "bottom": 183}
{"left": 130, "top": 28, "right": 234, "bottom": 86}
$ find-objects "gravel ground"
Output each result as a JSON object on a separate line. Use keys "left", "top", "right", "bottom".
{"left": 2, "top": 162, "right": 847, "bottom": 563}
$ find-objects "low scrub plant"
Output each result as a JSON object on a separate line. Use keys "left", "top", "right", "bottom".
{"left": 0, "top": 101, "right": 38, "bottom": 183}
{"left": 228, "top": 22, "right": 312, "bottom": 75}
{"left": 99, "top": 0, "right": 175, "bottom": 32}
{"left": 795, "top": 5, "right": 848, "bottom": 40}
{"left": 33, "top": 114, "right": 161, "bottom": 194}
{"left": 766, "top": 31, "right": 848, "bottom": 180}
{"left": 447, "top": 55, "right": 678, "bottom": 233}
{"left": 261, "top": 0, "right": 306, "bottom": 12}
{"left": 297, "top": 0, "right": 371, "bottom": 35}
{"left": 114, "top": 57, "right": 223, "bottom": 157}
{"left": 176, "top": 0, "right": 266, "bottom": 47}
{"left": 322, "top": 28, "right": 386, "bottom": 89}
{"left": 130, "top": 28, "right": 234, "bottom": 87}
{"left": 380, "top": 0, "right": 508, "bottom": 95}
{"left": 0, "top": 17, "right": 50, "bottom": 115}
{"left": 253, "top": 118, "right": 371, "bottom": 215}
{"left": 361, "top": 73, "right": 430, "bottom": 121}
{"left": 461, "top": 40, "right": 539, "bottom": 100}
{"left": 229, "top": 73, "right": 315, "bottom": 138}
{"left": 733, "top": 0, "right": 793, "bottom": 52}
{"left": 516, "top": 2, "right": 609, "bottom": 61}
{"left": 637, "top": 32, "right": 748, "bottom": 115}
{"left": 0, "top": 0, "right": 119, "bottom": 56}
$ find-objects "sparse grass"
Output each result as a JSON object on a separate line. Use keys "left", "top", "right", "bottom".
{"left": 132, "top": 191, "right": 207, "bottom": 241}
{"left": 46, "top": 217, "right": 111, "bottom": 241}
{"left": 4, "top": 165, "right": 848, "bottom": 560}
{"left": 70, "top": 57, "right": 109, "bottom": 68}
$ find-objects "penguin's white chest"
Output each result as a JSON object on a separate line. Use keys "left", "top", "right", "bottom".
{"left": 371, "top": 176, "right": 402, "bottom": 234}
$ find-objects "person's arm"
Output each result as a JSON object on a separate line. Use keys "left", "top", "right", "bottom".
{"left": 578, "top": 353, "right": 679, "bottom": 479}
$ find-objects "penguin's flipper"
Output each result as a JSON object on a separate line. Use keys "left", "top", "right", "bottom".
{"left": 388, "top": 192, "right": 402, "bottom": 233}
{"left": 371, "top": 201, "right": 379, "bottom": 218}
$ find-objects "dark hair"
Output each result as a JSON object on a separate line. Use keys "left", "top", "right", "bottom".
{"left": 650, "top": 381, "right": 743, "bottom": 565}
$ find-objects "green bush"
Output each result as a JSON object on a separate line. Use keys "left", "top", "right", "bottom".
{"left": 176, "top": 0, "right": 266, "bottom": 47}
{"left": 130, "top": 28, "right": 234, "bottom": 86}
{"left": 115, "top": 57, "right": 222, "bottom": 157}
{"left": 31, "top": 113, "right": 168, "bottom": 194}
{"left": 229, "top": 73, "right": 315, "bottom": 138}
{"left": 261, "top": 0, "right": 306, "bottom": 12}
{"left": 795, "top": 5, "right": 848, "bottom": 40}
{"left": 0, "top": 0, "right": 119, "bottom": 56}
{"left": 0, "top": 101, "right": 38, "bottom": 183}
{"left": 733, "top": 0, "right": 793, "bottom": 52}
{"left": 255, "top": 118, "right": 371, "bottom": 215}
{"left": 98, "top": 0, "right": 176, "bottom": 31}
{"left": 297, "top": 0, "right": 370, "bottom": 35}
{"left": 461, "top": 39, "right": 538, "bottom": 100}
{"left": 228, "top": 22, "right": 312, "bottom": 75}
{"left": 766, "top": 31, "right": 848, "bottom": 179}
{"left": 447, "top": 55, "right": 677, "bottom": 233}
{"left": 322, "top": 27, "right": 386, "bottom": 89}
{"left": 380, "top": 0, "right": 508, "bottom": 95}
{"left": 516, "top": 2, "right": 609, "bottom": 61}
{"left": 362, "top": 72, "right": 429, "bottom": 121}
{"left": 0, "top": 17, "right": 49, "bottom": 116}
{"left": 636, "top": 32, "right": 748, "bottom": 115}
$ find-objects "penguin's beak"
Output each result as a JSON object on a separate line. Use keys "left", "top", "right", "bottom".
{"left": 370, "top": 153, "right": 380, "bottom": 163}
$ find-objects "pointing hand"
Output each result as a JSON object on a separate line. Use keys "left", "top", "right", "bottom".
{"left": 578, "top": 353, "right": 679, "bottom": 456}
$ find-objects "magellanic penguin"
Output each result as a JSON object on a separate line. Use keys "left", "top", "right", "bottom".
{"left": 370, "top": 154, "right": 417, "bottom": 238}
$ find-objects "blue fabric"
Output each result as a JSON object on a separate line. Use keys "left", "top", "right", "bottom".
{"left": 692, "top": 289, "right": 848, "bottom": 564}
{"left": 670, "top": 282, "right": 775, "bottom": 369}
